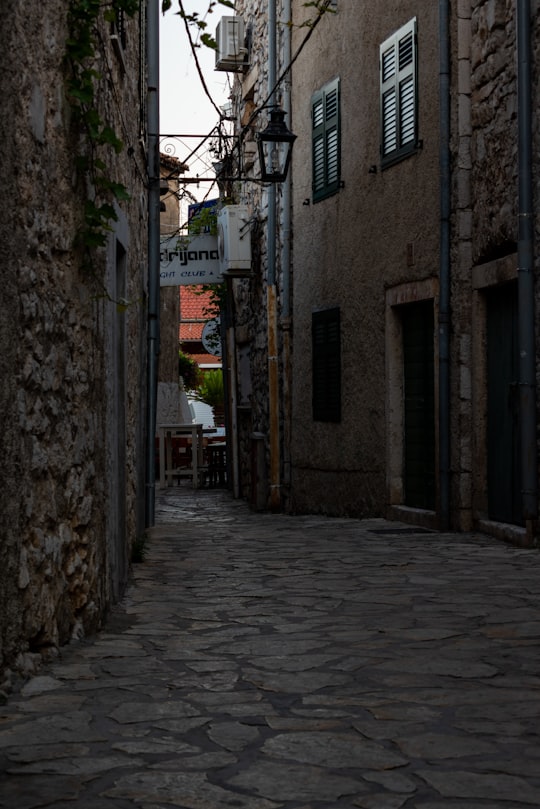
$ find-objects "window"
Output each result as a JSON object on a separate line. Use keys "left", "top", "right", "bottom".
{"left": 111, "top": 8, "right": 127, "bottom": 71}
{"left": 312, "top": 308, "right": 341, "bottom": 422}
{"left": 312, "top": 78, "right": 340, "bottom": 202}
{"left": 380, "top": 18, "right": 418, "bottom": 167}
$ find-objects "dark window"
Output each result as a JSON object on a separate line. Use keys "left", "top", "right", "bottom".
{"left": 312, "top": 308, "right": 341, "bottom": 422}
{"left": 380, "top": 18, "right": 418, "bottom": 168}
{"left": 312, "top": 78, "right": 340, "bottom": 202}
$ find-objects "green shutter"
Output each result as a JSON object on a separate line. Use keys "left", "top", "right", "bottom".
{"left": 312, "top": 308, "right": 341, "bottom": 422}
{"left": 380, "top": 18, "right": 417, "bottom": 167}
{"left": 312, "top": 78, "right": 340, "bottom": 202}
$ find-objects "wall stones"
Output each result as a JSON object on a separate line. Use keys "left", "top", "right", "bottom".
{"left": 0, "top": 3, "right": 148, "bottom": 682}
{"left": 470, "top": 0, "right": 517, "bottom": 261}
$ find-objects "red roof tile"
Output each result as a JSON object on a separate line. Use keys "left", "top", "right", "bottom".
{"left": 188, "top": 353, "right": 222, "bottom": 366}
{"left": 180, "top": 287, "right": 217, "bottom": 321}
{"left": 179, "top": 322, "right": 203, "bottom": 340}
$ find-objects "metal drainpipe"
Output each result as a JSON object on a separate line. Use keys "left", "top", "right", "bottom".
{"left": 281, "top": 0, "right": 293, "bottom": 495}
{"left": 267, "top": 0, "right": 281, "bottom": 509}
{"left": 517, "top": 0, "right": 538, "bottom": 523}
{"left": 145, "top": 0, "right": 160, "bottom": 528}
{"left": 438, "top": 0, "right": 451, "bottom": 530}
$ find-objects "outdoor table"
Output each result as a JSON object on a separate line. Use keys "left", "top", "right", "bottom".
{"left": 157, "top": 423, "right": 214, "bottom": 488}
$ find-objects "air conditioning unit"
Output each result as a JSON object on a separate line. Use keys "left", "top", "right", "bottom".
{"left": 217, "top": 205, "right": 251, "bottom": 274}
{"left": 215, "top": 16, "right": 246, "bottom": 72}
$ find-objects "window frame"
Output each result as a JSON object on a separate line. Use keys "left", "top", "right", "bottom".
{"left": 311, "top": 78, "right": 341, "bottom": 203}
{"left": 111, "top": 8, "right": 128, "bottom": 72}
{"left": 379, "top": 18, "right": 419, "bottom": 169}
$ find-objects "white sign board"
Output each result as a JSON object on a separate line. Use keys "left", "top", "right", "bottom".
{"left": 202, "top": 317, "right": 222, "bottom": 356}
{"left": 160, "top": 234, "right": 222, "bottom": 286}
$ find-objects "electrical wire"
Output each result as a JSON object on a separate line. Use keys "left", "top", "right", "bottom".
{"left": 178, "top": 0, "right": 224, "bottom": 119}
{"left": 241, "top": 0, "right": 333, "bottom": 137}
{"left": 161, "top": 0, "right": 333, "bottom": 182}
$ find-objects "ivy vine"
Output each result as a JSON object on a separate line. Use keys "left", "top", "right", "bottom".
{"left": 65, "top": 0, "right": 140, "bottom": 252}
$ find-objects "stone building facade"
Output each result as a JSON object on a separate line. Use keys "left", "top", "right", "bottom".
{"left": 225, "top": 0, "right": 540, "bottom": 544}
{"left": 453, "top": 0, "right": 540, "bottom": 542}
{"left": 159, "top": 154, "right": 183, "bottom": 384}
{"left": 0, "top": 2, "right": 149, "bottom": 682}
{"left": 218, "top": 0, "right": 294, "bottom": 507}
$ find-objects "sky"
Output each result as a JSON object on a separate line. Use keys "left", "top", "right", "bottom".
{"left": 159, "top": 2, "right": 232, "bottom": 202}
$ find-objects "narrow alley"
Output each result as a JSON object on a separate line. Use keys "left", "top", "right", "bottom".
{"left": 1, "top": 486, "right": 540, "bottom": 808}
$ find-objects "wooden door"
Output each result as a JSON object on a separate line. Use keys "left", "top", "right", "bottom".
{"left": 402, "top": 301, "right": 435, "bottom": 510}
{"left": 486, "top": 283, "right": 523, "bottom": 525}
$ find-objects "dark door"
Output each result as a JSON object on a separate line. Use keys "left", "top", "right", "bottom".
{"left": 486, "top": 283, "right": 523, "bottom": 525}
{"left": 402, "top": 301, "right": 435, "bottom": 509}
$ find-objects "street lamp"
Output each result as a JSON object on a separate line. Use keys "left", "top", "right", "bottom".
{"left": 256, "top": 106, "right": 297, "bottom": 183}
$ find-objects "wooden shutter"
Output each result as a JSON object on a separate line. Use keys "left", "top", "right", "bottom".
{"left": 380, "top": 18, "right": 417, "bottom": 167}
{"left": 312, "top": 308, "right": 341, "bottom": 422}
{"left": 312, "top": 78, "right": 340, "bottom": 202}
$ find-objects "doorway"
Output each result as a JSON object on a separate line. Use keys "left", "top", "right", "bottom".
{"left": 486, "top": 282, "right": 523, "bottom": 526}
{"left": 402, "top": 300, "right": 435, "bottom": 510}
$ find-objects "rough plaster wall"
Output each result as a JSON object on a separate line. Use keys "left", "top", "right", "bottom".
{"left": 289, "top": 0, "right": 440, "bottom": 516}
{"left": 0, "top": 4, "right": 147, "bottom": 680}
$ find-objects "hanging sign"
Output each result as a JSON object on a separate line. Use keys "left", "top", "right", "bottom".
{"left": 202, "top": 317, "right": 222, "bottom": 356}
{"left": 159, "top": 233, "right": 222, "bottom": 286}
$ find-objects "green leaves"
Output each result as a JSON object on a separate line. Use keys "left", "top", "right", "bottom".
{"left": 200, "top": 32, "right": 217, "bottom": 50}
{"left": 66, "top": 1, "right": 139, "bottom": 255}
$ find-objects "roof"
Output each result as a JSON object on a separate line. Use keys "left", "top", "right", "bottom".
{"left": 188, "top": 353, "right": 221, "bottom": 366}
{"left": 180, "top": 287, "right": 217, "bottom": 321}
{"left": 180, "top": 322, "right": 203, "bottom": 340}
{"left": 160, "top": 152, "right": 188, "bottom": 174}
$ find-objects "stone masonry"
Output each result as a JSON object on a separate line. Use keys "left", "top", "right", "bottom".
{"left": 0, "top": 2, "right": 148, "bottom": 684}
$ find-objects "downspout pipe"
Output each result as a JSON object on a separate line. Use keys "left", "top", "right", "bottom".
{"left": 145, "top": 0, "right": 160, "bottom": 528}
{"left": 267, "top": 0, "right": 281, "bottom": 509}
{"left": 281, "top": 0, "right": 292, "bottom": 492}
{"left": 281, "top": 0, "right": 292, "bottom": 320}
{"left": 517, "top": 0, "right": 538, "bottom": 521}
{"left": 439, "top": 0, "right": 451, "bottom": 530}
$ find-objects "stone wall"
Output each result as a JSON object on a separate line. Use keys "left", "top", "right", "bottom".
{"left": 470, "top": 0, "right": 518, "bottom": 262}
{"left": 159, "top": 158, "right": 181, "bottom": 384}
{"left": 229, "top": 0, "right": 280, "bottom": 506}
{"left": 230, "top": 0, "right": 317, "bottom": 508}
{"left": 0, "top": 2, "right": 148, "bottom": 684}
{"left": 463, "top": 0, "right": 540, "bottom": 537}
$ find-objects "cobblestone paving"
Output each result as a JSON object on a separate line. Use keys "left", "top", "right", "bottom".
{"left": 1, "top": 486, "right": 540, "bottom": 808}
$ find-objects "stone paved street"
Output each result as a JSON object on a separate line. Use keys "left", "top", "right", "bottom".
{"left": 1, "top": 486, "right": 540, "bottom": 808}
